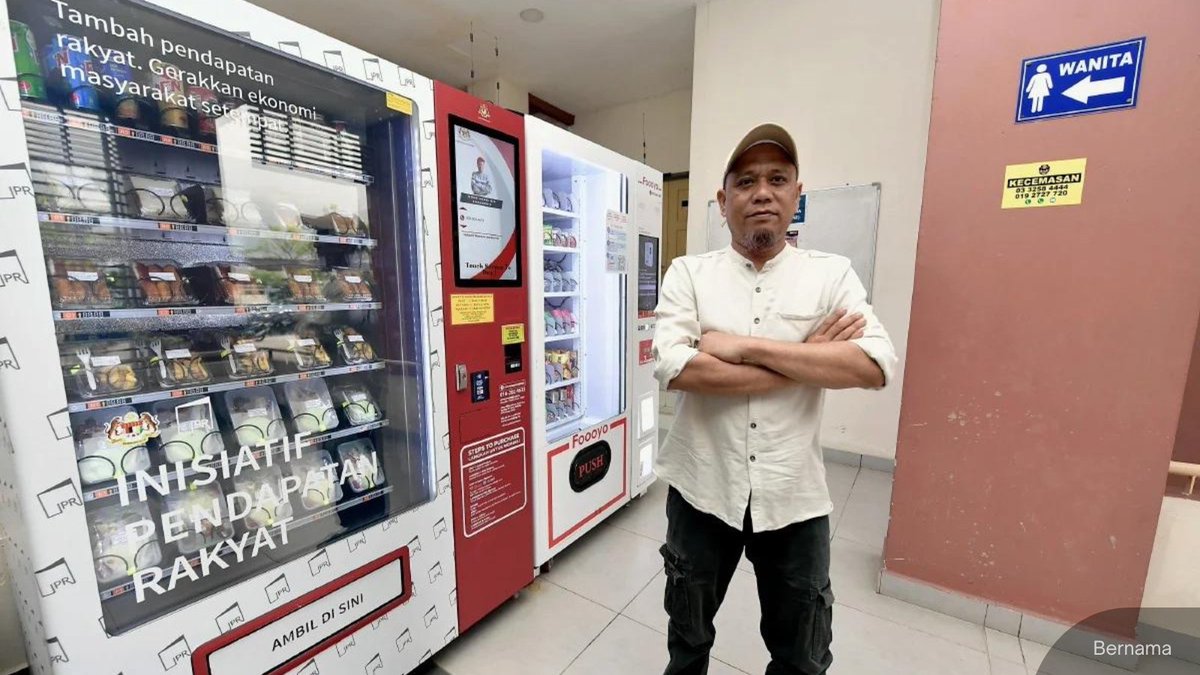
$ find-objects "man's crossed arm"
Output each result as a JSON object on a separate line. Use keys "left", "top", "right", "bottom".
{"left": 669, "top": 310, "right": 883, "bottom": 394}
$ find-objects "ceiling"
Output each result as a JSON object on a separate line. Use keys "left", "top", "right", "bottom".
{"left": 247, "top": 0, "right": 697, "bottom": 114}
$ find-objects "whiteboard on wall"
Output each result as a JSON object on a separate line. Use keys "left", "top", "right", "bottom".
{"left": 705, "top": 182, "right": 881, "bottom": 301}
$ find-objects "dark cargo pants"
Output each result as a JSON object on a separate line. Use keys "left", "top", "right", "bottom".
{"left": 661, "top": 487, "right": 833, "bottom": 675}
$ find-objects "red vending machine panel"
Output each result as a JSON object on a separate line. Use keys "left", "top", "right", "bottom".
{"left": 434, "top": 84, "right": 533, "bottom": 631}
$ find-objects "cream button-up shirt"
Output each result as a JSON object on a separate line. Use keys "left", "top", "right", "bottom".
{"left": 653, "top": 245, "right": 897, "bottom": 532}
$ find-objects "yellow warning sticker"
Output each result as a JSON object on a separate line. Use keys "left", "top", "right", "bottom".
{"left": 450, "top": 294, "right": 494, "bottom": 325}
{"left": 501, "top": 323, "right": 525, "bottom": 345}
{"left": 386, "top": 92, "right": 413, "bottom": 115}
{"left": 1001, "top": 158, "right": 1087, "bottom": 209}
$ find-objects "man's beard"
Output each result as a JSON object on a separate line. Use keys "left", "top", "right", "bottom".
{"left": 737, "top": 227, "right": 780, "bottom": 253}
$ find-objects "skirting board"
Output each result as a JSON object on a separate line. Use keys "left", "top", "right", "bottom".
{"left": 878, "top": 570, "right": 1197, "bottom": 671}
{"left": 824, "top": 446, "right": 895, "bottom": 474}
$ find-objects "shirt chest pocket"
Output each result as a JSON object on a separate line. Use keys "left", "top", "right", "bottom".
{"left": 765, "top": 304, "right": 826, "bottom": 342}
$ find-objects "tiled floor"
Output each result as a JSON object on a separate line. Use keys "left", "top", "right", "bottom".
{"left": 429, "top": 463, "right": 1196, "bottom": 675}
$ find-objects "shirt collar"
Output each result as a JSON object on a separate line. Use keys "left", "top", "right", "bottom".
{"left": 727, "top": 243, "right": 796, "bottom": 273}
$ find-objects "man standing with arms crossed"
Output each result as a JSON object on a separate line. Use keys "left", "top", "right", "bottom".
{"left": 653, "top": 124, "right": 897, "bottom": 675}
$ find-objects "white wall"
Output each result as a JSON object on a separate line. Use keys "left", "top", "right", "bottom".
{"left": 468, "top": 76, "right": 530, "bottom": 114}
{"left": 688, "top": 0, "right": 940, "bottom": 459}
{"left": 571, "top": 88, "right": 693, "bottom": 175}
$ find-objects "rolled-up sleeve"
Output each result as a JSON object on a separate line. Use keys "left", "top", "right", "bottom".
{"left": 653, "top": 259, "right": 701, "bottom": 388}
{"left": 830, "top": 260, "right": 897, "bottom": 389}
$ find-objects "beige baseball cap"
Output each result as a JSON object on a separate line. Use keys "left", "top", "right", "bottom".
{"left": 723, "top": 123, "right": 799, "bottom": 177}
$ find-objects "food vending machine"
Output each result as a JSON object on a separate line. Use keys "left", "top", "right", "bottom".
{"left": 432, "top": 84, "right": 533, "bottom": 632}
{"left": 524, "top": 116, "right": 663, "bottom": 568}
{"left": 0, "top": 0, "right": 467, "bottom": 672}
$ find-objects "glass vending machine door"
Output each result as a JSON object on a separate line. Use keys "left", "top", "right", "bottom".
{"left": 539, "top": 150, "right": 626, "bottom": 439}
{"left": 9, "top": 0, "right": 433, "bottom": 634}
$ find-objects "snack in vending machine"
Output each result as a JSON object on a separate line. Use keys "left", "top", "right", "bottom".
{"left": 133, "top": 260, "right": 197, "bottom": 307}
{"left": 142, "top": 334, "right": 211, "bottom": 390}
{"left": 97, "top": 58, "right": 146, "bottom": 128}
{"left": 47, "top": 258, "right": 117, "bottom": 309}
{"left": 224, "top": 387, "right": 286, "bottom": 448}
{"left": 332, "top": 326, "right": 377, "bottom": 365}
{"left": 66, "top": 340, "right": 142, "bottom": 399}
{"left": 186, "top": 263, "right": 274, "bottom": 306}
{"left": 151, "top": 61, "right": 189, "bottom": 137}
{"left": 232, "top": 466, "right": 293, "bottom": 529}
{"left": 289, "top": 451, "right": 344, "bottom": 511}
{"left": 9, "top": 20, "right": 46, "bottom": 101}
{"left": 163, "top": 482, "right": 235, "bottom": 555}
{"left": 332, "top": 383, "right": 382, "bottom": 426}
{"left": 335, "top": 439, "right": 383, "bottom": 493}
{"left": 124, "top": 175, "right": 193, "bottom": 222}
{"left": 326, "top": 268, "right": 374, "bottom": 302}
{"left": 89, "top": 502, "right": 162, "bottom": 584}
{"left": 189, "top": 86, "right": 220, "bottom": 142}
{"left": 153, "top": 396, "right": 225, "bottom": 464}
{"left": 72, "top": 407, "right": 153, "bottom": 485}
{"left": 282, "top": 379, "right": 339, "bottom": 434}
{"left": 284, "top": 267, "right": 328, "bottom": 304}
{"left": 218, "top": 332, "right": 273, "bottom": 380}
{"left": 260, "top": 328, "right": 332, "bottom": 372}
{"left": 40, "top": 34, "right": 100, "bottom": 111}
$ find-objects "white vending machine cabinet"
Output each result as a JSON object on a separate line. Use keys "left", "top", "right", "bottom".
{"left": 0, "top": 0, "right": 462, "bottom": 672}
{"left": 525, "top": 117, "right": 662, "bottom": 566}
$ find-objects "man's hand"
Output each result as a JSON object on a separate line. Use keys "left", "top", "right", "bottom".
{"left": 806, "top": 309, "right": 866, "bottom": 344}
{"left": 699, "top": 331, "right": 748, "bottom": 364}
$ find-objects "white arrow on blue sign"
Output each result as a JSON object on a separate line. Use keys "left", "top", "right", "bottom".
{"left": 1016, "top": 37, "right": 1145, "bottom": 123}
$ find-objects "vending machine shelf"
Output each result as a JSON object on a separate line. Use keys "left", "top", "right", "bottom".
{"left": 38, "top": 212, "right": 379, "bottom": 248}
{"left": 542, "top": 207, "right": 580, "bottom": 220}
{"left": 66, "top": 361, "right": 385, "bottom": 413}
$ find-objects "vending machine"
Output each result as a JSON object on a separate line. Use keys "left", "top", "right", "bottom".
{"left": 0, "top": 0, "right": 466, "bottom": 672}
{"left": 432, "top": 84, "right": 534, "bottom": 633}
{"left": 524, "top": 116, "right": 663, "bottom": 568}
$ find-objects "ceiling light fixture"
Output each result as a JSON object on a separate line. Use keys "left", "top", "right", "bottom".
{"left": 520, "top": 8, "right": 544, "bottom": 23}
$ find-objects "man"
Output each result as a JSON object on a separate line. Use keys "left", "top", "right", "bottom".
{"left": 653, "top": 123, "right": 897, "bottom": 675}
{"left": 471, "top": 156, "right": 492, "bottom": 196}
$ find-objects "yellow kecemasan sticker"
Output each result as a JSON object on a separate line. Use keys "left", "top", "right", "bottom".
{"left": 501, "top": 324, "right": 525, "bottom": 345}
{"left": 1001, "top": 158, "right": 1086, "bottom": 209}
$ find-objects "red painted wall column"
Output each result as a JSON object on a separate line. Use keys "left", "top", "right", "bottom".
{"left": 885, "top": 0, "right": 1200, "bottom": 634}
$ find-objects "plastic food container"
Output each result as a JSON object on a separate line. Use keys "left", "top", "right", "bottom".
{"left": 217, "top": 333, "right": 273, "bottom": 380}
{"left": 260, "top": 329, "right": 332, "bottom": 372}
{"left": 288, "top": 451, "right": 343, "bottom": 511}
{"left": 46, "top": 258, "right": 120, "bottom": 309}
{"left": 283, "top": 267, "right": 328, "bottom": 304}
{"left": 143, "top": 334, "right": 211, "bottom": 389}
{"left": 331, "top": 382, "right": 382, "bottom": 426}
{"left": 185, "top": 263, "right": 274, "bottom": 306}
{"left": 133, "top": 260, "right": 197, "bottom": 306}
{"left": 65, "top": 339, "right": 142, "bottom": 399}
{"left": 124, "top": 174, "right": 192, "bottom": 222}
{"left": 331, "top": 326, "right": 376, "bottom": 365}
{"left": 30, "top": 161, "right": 116, "bottom": 214}
{"left": 72, "top": 406, "right": 153, "bottom": 485}
{"left": 231, "top": 466, "right": 293, "bottom": 529}
{"left": 88, "top": 502, "right": 162, "bottom": 584}
{"left": 162, "top": 482, "right": 235, "bottom": 555}
{"left": 325, "top": 268, "right": 374, "bottom": 302}
{"left": 333, "top": 438, "right": 383, "bottom": 494}
{"left": 281, "top": 379, "right": 339, "bottom": 434}
{"left": 223, "top": 386, "right": 286, "bottom": 449}
{"left": 152, "top": 396, "right": 225, "bottom": 464}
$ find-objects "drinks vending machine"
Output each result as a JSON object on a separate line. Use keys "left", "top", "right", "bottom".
{"left": 0, "top": 0, "right": 522, "bottom": 672}
{"left": 524, "top": 116, "right": 663, "bottom": 569}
